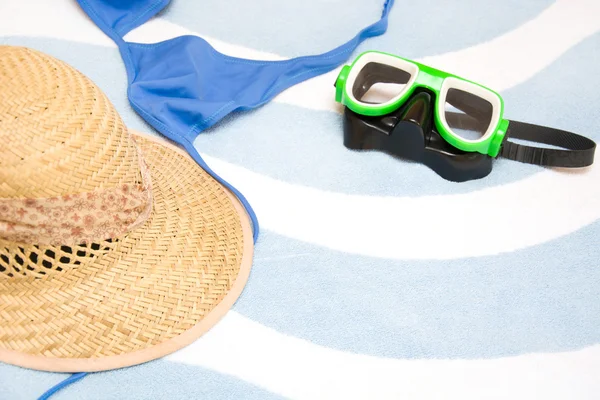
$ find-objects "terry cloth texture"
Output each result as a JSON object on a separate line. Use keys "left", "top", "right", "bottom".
{"left": 1, "top": 0, "right": 599, "bottom": 398}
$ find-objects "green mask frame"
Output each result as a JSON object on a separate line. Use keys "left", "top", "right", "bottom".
{"left": 335, "top": 50, "right": 508, "bottom": 157}
{"left": 334, "top": 50, "right": 596, "bottom": 173}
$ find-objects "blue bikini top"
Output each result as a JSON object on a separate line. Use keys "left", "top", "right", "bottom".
{"left": 76, "top": 0, "right": 395, "bottom": 242}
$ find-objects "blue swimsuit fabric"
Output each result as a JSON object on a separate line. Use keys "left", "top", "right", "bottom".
{"left": 75, "top": 0, "right": 395, "bottom": 242}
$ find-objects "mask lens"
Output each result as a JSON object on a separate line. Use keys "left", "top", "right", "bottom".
{"left": 352, "top": 62, "right": 412, "bottom": 105}
{"left": 444, "top": 88, "right": 493, "bottom": 141}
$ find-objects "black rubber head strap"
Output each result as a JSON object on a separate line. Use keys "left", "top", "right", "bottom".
{"left": 500, "top": 120, "right": 596, "bottom": 168}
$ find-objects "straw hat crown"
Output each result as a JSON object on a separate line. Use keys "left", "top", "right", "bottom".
{"left": 1, "top": 46, "right": 154, "bottom": 250}
{"left": 0, "top": 46, "right": 143, "bottom": 199}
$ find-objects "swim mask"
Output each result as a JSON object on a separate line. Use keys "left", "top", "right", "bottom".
{"left": 334, "top": 50, "right": 597, "bottom": 182}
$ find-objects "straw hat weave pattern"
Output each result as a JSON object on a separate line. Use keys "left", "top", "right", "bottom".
{"left": 0, "top": 46, "right": 253, "bottom": 372}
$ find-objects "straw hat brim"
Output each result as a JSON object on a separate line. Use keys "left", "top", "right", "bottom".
{"left": 0, "top": 130, "right": 253, "bottom": 372}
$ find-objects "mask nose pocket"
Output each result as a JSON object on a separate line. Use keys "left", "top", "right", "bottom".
{"left": 341, "top": 89, "right": 494, "bottom": 182}
{"left": 342, "top": 91, "right": 432, "bottom": 157}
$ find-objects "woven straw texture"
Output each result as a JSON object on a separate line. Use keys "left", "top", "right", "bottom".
{"left": 0, "top": 46, "right": 253, "bottom": 372}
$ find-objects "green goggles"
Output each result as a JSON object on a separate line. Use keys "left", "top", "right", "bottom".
{"left": 335, "top": 50, "right": 509, "bottom": 157}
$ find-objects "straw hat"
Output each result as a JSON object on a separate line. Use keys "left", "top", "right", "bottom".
{"left": 0, "top": 46, "right": 253, "bottom": 372}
